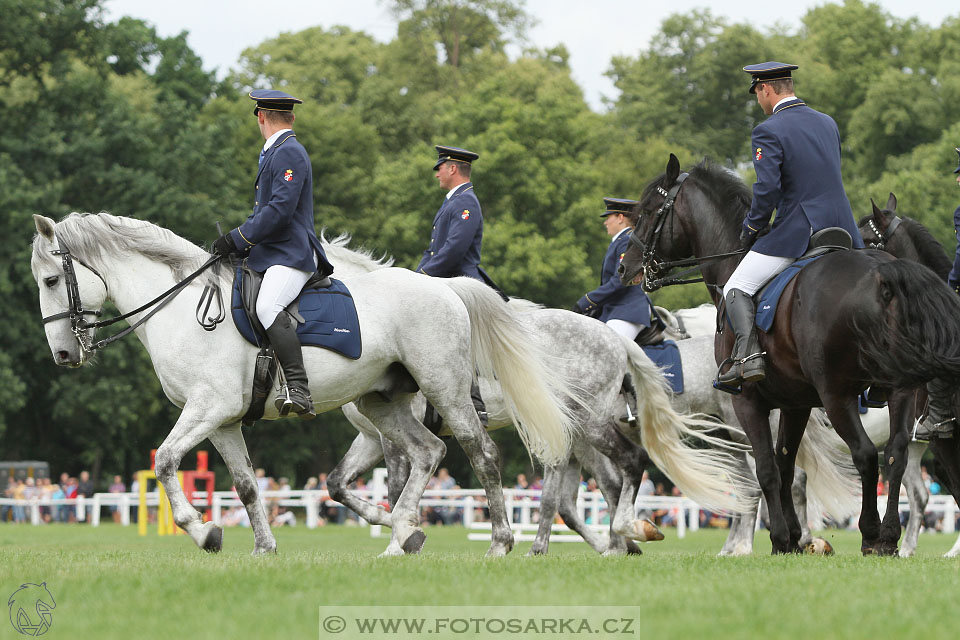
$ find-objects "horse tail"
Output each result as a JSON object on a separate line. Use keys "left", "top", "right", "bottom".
{"left": 855, "top": 260, "right": 960, "bottom": 386}
{"left": 442, "top": 277, "right": 582, "bottom": 466}
{"left": 620, "top": 336, "right": 756, "bottom": 514}
{"left": 795, "top": 410, "right": 860, "bottom": 524}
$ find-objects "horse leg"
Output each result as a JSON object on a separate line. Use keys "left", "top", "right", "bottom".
{"left": 326, "top": 433, "right": 391, "bottom": 526}
{"left": 928, "top": 437, "right": 960, "bottom": 557}
{"left": 437, "top": 401, "right": 514, "bottom": 557}
{"left": 791, "top": 468, "right": 812, "bottom": 546}
{"left": 382, "top": 436, "right": 411, "bottom": 510}
{"left": 822, "top": 396, "right": 883, "bottom": 555}
{"left": 877, "top": 390, "right": 914, "bottom": 554}
{"left": 356, "top": 392, "right": 445, "bottom": 557}
{"left": 557, "top": 449, "right": 620, "bottom": 555}
{"left": 733, "top": 394, "right": 790, "bottom": 553}
{"left": 899, "top": 441, "right": 929, "bottom": 558}
{"left": 718, "top": 451, "right": 761, "bottom": 557}
{"left": 207, "top": 423, "right": 274, "bottom": 554}
{"left": 153, "top": 403, "right": 231, "bottom": 552}
{"left": 775, "top": 408, "right": 810, "bottom": 551}
{"left": 586, "top": 422, "right": 658, "bottom": 543}
{"left": 528, "top": 460, "right": 572, "bottom": 557}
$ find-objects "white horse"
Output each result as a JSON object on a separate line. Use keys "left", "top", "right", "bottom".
{"left": 30, "top": 212, "right": 584, "bottom": 557}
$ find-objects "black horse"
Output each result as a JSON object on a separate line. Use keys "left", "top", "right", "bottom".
{"left": 859, "top": 193, "right": 960, "bottom": 516}
{"left": 618, "top": 154, "right": 960, "bottom": 555}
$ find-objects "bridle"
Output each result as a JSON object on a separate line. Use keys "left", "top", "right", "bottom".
{"left": 41, "top": 234, "right": 223, "bottom": 354}
{"left": 626, "top": 172, "right": 747, "bottom": 291}
{"left": 863, "top": 214, "right": 902, "bottom": 250}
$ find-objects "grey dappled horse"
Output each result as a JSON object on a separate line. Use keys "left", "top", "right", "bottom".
{"left": 30, "top": 213, "right": 584, "bottom": 557}
{"left": 325, "top": 237, "right": 854, "bottom": 555}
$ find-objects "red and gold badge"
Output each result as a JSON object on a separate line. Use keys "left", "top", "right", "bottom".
{"left": 461, "top": 209, "right": 470, "bottom": 220}
{"left": 283, "top": 169, "right": 294, "bottom": 182}
{"left": 755, "top": 147, "right": 762, "bottom": 161}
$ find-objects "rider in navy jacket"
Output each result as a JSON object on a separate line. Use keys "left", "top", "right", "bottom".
{"left": 917, "top": 147, "right": 960, "bottom": 440}
{"left": 576, "top": 198, "right": 653, "bottom": 338}
{"left": 718, "top": 62, "right": 863, "bottom": 390}
{"left": 417, "top": 146, "right": 484, "bottom": 280}
{"left": 212, "top": 90, "right": 332, "bottom": 418}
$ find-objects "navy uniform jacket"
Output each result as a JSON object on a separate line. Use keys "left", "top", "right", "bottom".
{"left": 744, "top": 98, "right": 864, "bottom": 257}
{"left": 948, "top": 204, "right": 960, "bottom": 293}
{"left": 417, "top": 183, "right": 483, "bottom": 280}
{"left": 578, "top": 228, "right": 653, "bottom": 326}
{"left": 229, "top": 130, "right": 333, "bottom": 275}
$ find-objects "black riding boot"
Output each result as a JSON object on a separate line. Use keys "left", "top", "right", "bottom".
{"left": 915, "top": 378, "right": 956, "bottom": 440}
{"left": 716, "top": 288, "right": 765, "bottom": 387}
{"left": 266, "top": 313, "right": 315, "bottom": 418}
{"left": 471, "top": 380, "right": 489, "bottom": 427}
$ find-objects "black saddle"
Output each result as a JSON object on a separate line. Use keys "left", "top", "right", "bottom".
{"left": 800, "top": 227, "right": 853, "bottom": 259}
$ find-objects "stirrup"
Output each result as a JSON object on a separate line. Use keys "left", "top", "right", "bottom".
{"left": 275, "top": 385, "right": 315, "bottom": 419}
{"left": 913, "top": 416, "right": 956, "bottom": 441}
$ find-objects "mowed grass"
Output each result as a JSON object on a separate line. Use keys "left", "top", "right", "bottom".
{"left": 1, "top": 523, "right": 959, "bottom": 640}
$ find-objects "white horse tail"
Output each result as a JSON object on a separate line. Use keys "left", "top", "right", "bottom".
{"left": 796, "top": 410, "right": 860, "bottom": 525}
{"left": 620, "top": 336, "right": 756, "bottom": 513}
{"left": 442, "top": 278, "right": 582, "bottom": 466}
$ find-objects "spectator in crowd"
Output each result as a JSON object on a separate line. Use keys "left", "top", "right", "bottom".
{"left": 1, "top": 478, "right": 15, "bottom": 522}
{"left": 109, "top": 475, "right": 126, "bottom": 523}
{"left": 303, "top": 476, "right": 318, "bottom": 491}
{"left": 49, "top": 480, "right": 66, "bottom": 523}
{"left": 64, "top": 477, "right": 79, "bottom": 523}
{"left": 37, "top": 478, "right": 54, "bottom": 523}
{"left": 12, "top": 479, "right": 27, "bottom": 523}
{"left": 255, "top": 468, "right": 268, "bottom": 494}
{"left": 660, "top": 486, "right": 684, "bottom": 527}
{"left": 77, "top": 470, "right": 94, "bottom": 522}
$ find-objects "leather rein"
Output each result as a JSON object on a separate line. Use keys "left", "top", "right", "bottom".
{"left": 627, "top": 172, "right": 747, "bottom": 291}
{"left": 41, "top": 235, "right": 224, "bottom": 354}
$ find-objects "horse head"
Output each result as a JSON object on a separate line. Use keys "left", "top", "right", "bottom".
{"left": 859, "top": 192, "right": 921, "bottom": 262}
{"left": 618, "top": 153, "right": 694, "bottom": 289}
{"left": 31, "top": 215, "right": 107, "bottom": 367}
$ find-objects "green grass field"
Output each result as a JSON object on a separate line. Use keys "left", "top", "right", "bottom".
{"left": 1, "top": 523, "right": 958, "bottom": 639}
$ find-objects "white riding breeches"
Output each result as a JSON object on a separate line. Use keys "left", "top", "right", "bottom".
{"left": 256, "top": 264, "right": 314, "bottom": 329}
{"left": 723, "top": 251, "right": 794, "bottom": 297}
{"left": 606, "top": 318, "right": 644, "bottom": 341}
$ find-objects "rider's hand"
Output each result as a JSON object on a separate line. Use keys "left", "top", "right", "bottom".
{"left": 739, "top": 228, "right": 756, "bottom": 251}
{"left": 211, "top": 233, "right": 240, "bottom": 257}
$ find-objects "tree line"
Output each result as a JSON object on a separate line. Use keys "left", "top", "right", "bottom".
{"left": 1, "top": 0, "right": 958, "bottom": 488}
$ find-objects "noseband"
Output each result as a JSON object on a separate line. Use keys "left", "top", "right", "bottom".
{"left": 626, "top": 173, "right": 690, "bottom": 291}
{"left": 41, "top": 233, "right": 222, "bottom": 354}
{"left": 864, "top": 215, "right": 902, "bottom": 250}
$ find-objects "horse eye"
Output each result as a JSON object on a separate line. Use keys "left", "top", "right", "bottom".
{"left": 44, "top": 276, "right": 59, "bottom": 288}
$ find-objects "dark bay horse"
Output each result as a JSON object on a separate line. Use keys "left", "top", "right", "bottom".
{"left": 859, "top": 194, "right": 960, "bottom": 548}
{"left": 617, "top": 154, "right": 960, "bottom": 555}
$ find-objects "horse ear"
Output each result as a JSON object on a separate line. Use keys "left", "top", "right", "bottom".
{"left": 870, "top": 198, "right": 881, "bottom": 217}
{"left": 666, "top": 154, "right": 681, "bottom": 184}
{"left": 871, "top": 198, "right": 890, "bottom": 226}
{"left": 886, "top": 192, "right": 897, "bottom": 213}
{"left": 34, "top": 215, "right": 56, "bottom": 242}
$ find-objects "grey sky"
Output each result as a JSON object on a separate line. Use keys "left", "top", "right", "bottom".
{"left": 103, "top": 0, "right": 958, "bottom": 110}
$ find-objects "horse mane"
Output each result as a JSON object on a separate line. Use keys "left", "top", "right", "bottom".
{"left": 33, "top": 212, "right": 210, "bottom": 280}
{"left": 641, "top": 158, "right": 751, "bottom": 220}
{"left": 897, "top": 217, "right": 952, "bottom": 280}
{"left": 319, "top": 230, "right": 394, "bottom": 272}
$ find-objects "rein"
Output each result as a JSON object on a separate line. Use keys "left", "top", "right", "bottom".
{"left": 864, "top": 215, "right": 902, "bottom": 250}
{"left": 41, "top": 235, "right": 223, "bottom": 353}
{"left": 627, "top": 172, "right": 747, "bottom": 291}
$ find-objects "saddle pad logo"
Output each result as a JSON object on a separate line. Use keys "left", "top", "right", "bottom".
{"left": 755, "top": 147, "right": 762, "bottom": 161}
{"left": 461, "top": 210, "right": 470, "bottom": 220}
{"left": 283, "top": 169, "right": 294, "bottom": 182}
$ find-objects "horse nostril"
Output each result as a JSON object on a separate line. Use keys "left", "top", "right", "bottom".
{"left": 56, "top": 350, "right": 70, "bottom": 362}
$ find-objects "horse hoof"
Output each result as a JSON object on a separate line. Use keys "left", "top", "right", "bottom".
{"left": 201, "top": 525, "right": 223, "bottom": 553}
{"left": 625, "top": 542, "right": 643, "bottom": 556}
{"left": 401, "top": 529, "right": 426, "bottom": 555}
{"left": 526, "top": 547, "right": 547, "bottom": 557}
{"left": 635, "top": 519, "right": 664, "bottom": 542}
{"left": 803, "top": 537, "right": 834, "bottom": 556}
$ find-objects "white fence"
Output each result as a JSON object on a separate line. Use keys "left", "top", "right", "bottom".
{"left": 2, "top": 471, "right": 958, "bottom": 539}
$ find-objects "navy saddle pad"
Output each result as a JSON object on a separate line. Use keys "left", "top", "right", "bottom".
{"left": 754, "top": 255, "right": 824, "bottom": 332}
{"left": 641, "top": 339, "right": 684, "bottom": 394}
{"left": 231, "top": 272, "right": 362, "bottom": 360}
